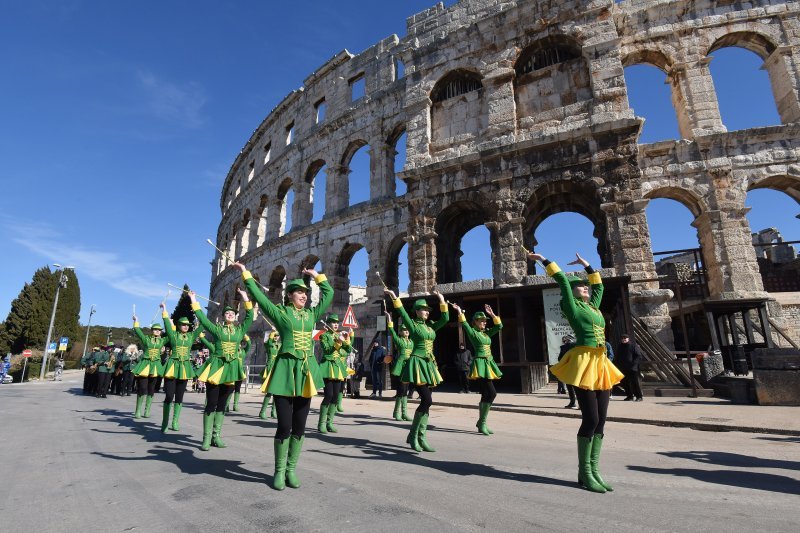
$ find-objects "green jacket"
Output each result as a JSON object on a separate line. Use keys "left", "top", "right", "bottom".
{"left": 242, "top": 271, "right": 333, "bottom": 359}
{"left": 191, "top": 302, "right": 254, "bottom": 362}
{"left": 458, "top": 314, "right": 502, "bottom": 358}
{"left": 94, "top": 350, "right": 111, "bottom": 373}
{"left": 387, "top": 321, "right": 413, "bottom": 360}
{"left": 320, "top": 330, "right": 352, "bottom": 361}
{"left": 391, "top": 299, "right": 449, "bottom": 359}
{"left": 120, "top": 353, "right": 132, "bottom": 371}
{"left": 545, "top": 261, "right": 606, "bottom": 348}
{"left": 163, "top": 313, "right": 205, "bottom": 363}
{"left": 265, "top": 333, "right": 281, "bottom": 359}
{"left": 133, "top": 323, "right": 169, "bottom": 363}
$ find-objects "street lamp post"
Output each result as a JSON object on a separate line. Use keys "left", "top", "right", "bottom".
{"left": 81, "top": 305, "right": 96, "bottom": 360}
{"left": 40, "top": 264, "right": 74, "bottom": 380}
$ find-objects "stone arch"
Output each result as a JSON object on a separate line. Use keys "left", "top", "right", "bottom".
{"left": 386, "top": 124, "right": 407, "bottom": 196}
{"left": 277, "top": 177, "right": 293, "bottom": 236}
{"left": 434, "top": 199, "right": 495, "bottom": 284}
{"left": 267, "top": 266, "right": 287, "bottom": 304}
{"left": 430, "top": 69, "right": 485, "bottom": 145}
{"left": 305, "top": 159, "right": 327, "bottom": 223}
{"left": 707, "top": 31, "right": 777, "bottom": 60}
{"left": 643, "top": 186, "right": 706, "bottom": 218}
{"left": 340, "top": 139, "right": 369, "bottom": 168}
{"left": 254, "top": 194, "right": 269, "bottom": 247}
{"left": 331, "top": 241, "right": 369, "bottom": 307}
{"left": 522, "top": 180, "right": 610, "bottom": 272}
{"left": 620, "top": 48, "right": 673, "bottom": 71}
{"left": 238, "top": 209, "right": 252, "bottom": 256}
{"left": 339, "top": 139, "right": 371, "bottom": 207}
{"left": 383, "top": 232, "right": 409, "bottom": 293}
{"left": 748, "top": 174, "right": 800, "bottom": 204}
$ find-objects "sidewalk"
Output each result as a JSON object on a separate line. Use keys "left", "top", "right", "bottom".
{"left": 414, "top": 384, "right": 800, "bottom": 436}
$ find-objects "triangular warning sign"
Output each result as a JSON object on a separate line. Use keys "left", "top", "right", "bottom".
{"left": 313, "top": 329, "right": 324, "bottom": 341}
{"left": 342, "top": 306, "right": 359, "bottom": 328}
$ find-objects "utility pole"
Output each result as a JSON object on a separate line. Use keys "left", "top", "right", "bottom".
{"left": 40, "top": 264, "right": 73, "bottom": 381}
{"left": 81, "top": 305, "right": 96, "bottom": 360}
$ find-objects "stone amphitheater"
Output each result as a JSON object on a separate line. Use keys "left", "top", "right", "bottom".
{"left": 209, "top": 0, "right": 800, "bottom": 389}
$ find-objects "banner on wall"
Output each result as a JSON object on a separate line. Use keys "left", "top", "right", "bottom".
{"left": 542, "top": 288, "right": 573, "bottom": 365}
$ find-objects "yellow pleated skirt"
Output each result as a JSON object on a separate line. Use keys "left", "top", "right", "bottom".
{"left": 550, "top": 345, "right": 623, "bottom": 391}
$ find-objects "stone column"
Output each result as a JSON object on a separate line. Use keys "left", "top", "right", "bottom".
{"left": 375, "top": 141, "right": 396, "bottom": 199}
{"left": 763, "top": 46, "right": 800, "bottom": 124}
{"left": 483, "top": 69, "right": 516, "bottom": 138}
{"left": 667, "top": 58, "right": 726, "bottom": 138}
{"left": 325, "top": 164, "right": 350, "bottom": 215}
{"left": 265, "top": 197, "right": 282, "bottom": 241}
{"left": 403, "top": 98, "right": 431, "bottom": 169}
{"left": 293, "top": 181, "right": 312, "bottom": 229}
{"left": 406, "top": 202, "right": 437, "bottom": 295}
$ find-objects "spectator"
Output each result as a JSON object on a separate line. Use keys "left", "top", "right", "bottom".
{"left": 454, "top": 343, "right": 472, "bottom": 393}
{"left": 616, "top": 333, "right": 643, "bottom": 401}
{"left": 369, "top": 341, "right": 386, "bottom": 398}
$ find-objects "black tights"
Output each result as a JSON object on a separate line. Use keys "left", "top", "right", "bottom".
{"left": 163, "top": 378, "right": 188, "bottom": 404}
{"left": 394, "top": 382, "right": 408, "bottom": 398}
{"left": 234, "top": 380, "right": 242, "bottom": 393}
{"left": 574, "top": 388, "right": 610, "bottom": 437}
{"left": 322, "top": 379, "right": 343, "bottom": 405}
{"left": 136, "top": 376, "right": 157, "bottom": 397}
{"left": 477, "top": 378, "right": 497, "bottom": 404}
{"left": 415, "top": 385, "right": 433, "bottom": 414}
{"left": 274, "top": 395, "right": 311, "bottom": 440}
{"left": 205, "top": 383, "right": 234, "bottom": 415}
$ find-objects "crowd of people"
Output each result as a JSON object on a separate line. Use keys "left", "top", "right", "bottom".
{"left": 76, "top": 250, "right": 635, "bottom": 494}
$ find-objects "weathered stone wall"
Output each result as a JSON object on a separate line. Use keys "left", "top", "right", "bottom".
{"left": 211, "top": 0, "right": 800, "bottom": 359}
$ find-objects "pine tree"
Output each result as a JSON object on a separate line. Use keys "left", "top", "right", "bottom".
{"left": 171, "top": 284, "right": 196, "bottom": 330}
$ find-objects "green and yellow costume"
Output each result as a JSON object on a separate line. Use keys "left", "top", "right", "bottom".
{"left": 391, "top": 298, "right": 448, "bottom": 387}
{"left": 460, "top": 314, "right": 504, "bottom": 381}
{"left": 318, "top": 330, "right": 351, "bottom": 381}
{"left": 162, "top": 313, "right": 203, "bottom": 380}
{"left": 388, "top": 319, "right": 414, "bottom": 421}
{"left": 242, "top": 270, "right": 333, "bottom": 398}
{"left": 545, "top": 263, "right": 623, "bottom": 390}
{"left": 132, "top": 323, "right": 167, "bottom": 378}
{"left": 191, "top": 302, "right": 254, "bottom": 385}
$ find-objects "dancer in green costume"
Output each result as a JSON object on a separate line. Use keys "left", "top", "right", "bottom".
{"left": 451, "top": 303, "right": 503, "bottom": 436}
{"left": 316, "top": 314, "right": 352, "bottom": 434}
{"left": 259, "top": 331, "right": 281, "bottom": 419}
{"left": 383, "top": 288, "right": 449, "bottom": 453}
{"left": 159, "top": 305, "right": 204, "bottom": 433}
{"left": 529, "top": 251, "right": 623, "bottom": 493}
{"left": 189, "top": 288, "right": 254, "bottom": 451}
{"left": 235, "top": 261, "right": 332, "bottom": 491}
{"left": 131, "top": 314, "right": 168, "bottom": 419}
{"left": 385, "top": 311, "right": 413, "bottom": 421}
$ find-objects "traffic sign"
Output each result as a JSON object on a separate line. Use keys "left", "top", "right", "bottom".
{"left": 58, "top": 337, "right": 69, "bottom": 351}
{"left": 341, "top": 306, "right": 358, "bottom": 328}
{"left": 22, "top": 349, "right": 32, "bottom": 358}
{"left": 313, "top": 329, "right": 324, "bottom": 341}
{"left": 47, "top": 342, "right": 58, "bottom": 354}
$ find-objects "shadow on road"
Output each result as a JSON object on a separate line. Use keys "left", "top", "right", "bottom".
{"left": 312, "top": 433, "right": 576, "bottom": 488}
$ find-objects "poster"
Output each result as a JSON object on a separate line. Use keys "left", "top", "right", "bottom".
{"left": 542, "top": 288, "right": 572, "bottom": 365}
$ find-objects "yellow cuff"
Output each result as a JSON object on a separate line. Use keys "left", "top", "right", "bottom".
{"left": 588, "top": 272, "right": 602, "bottom": 285}
{"left": 493, "top": 316, "right": 501, "bottom": 325}
{"left": 162, "top": 312, "right": 169, "bottom": 318}
{"left": 440, "top": 303, "right": 448, "bottom": 312}
{"left": 244, "top": 335, "right": 250, "bottom": 341}
{"left": 545, "top": 262, "right": 561, "bottom": 276}
{"left": 387, "top": 320, "right": 393, "bottom": 329}
{"left": 199, "top": 332, "right": 205, "bottom": 338}
{"left": 315, "top": 273, "right": 327, "bottom": 284}
{"left": 244, "top": 301, "right": 253, "bottom": 310}
{"left": 392, "top": 298, "right": 402, "bottom": 309}
{"left": 269, "top": 332, "right": 277, "bottom": 339}
{"left": 191, "top": 302, "right": 201, "bottom": 311}
{"left": 133, "top": 321, "right": 140, "bottom": 328}
{"left": 458, "top": 313, "right": 466, "bottom": 323}
{"left": 242, "top": 270, "right": 253, "bottom": 281}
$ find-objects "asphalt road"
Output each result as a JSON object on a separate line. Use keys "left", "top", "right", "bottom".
{"left": 1, "top": 378, "right": 798, "bottom": 533}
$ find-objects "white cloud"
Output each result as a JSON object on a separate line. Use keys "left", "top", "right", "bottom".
{"left": 136, "top": 70, "right": 207, "bottom": 128}
{"left": 6, "top": 220, "right": 165, "bottom": 299}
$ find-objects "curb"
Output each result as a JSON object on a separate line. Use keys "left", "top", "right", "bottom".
{"left": 428, "top": 400, "right": 800, "bottom": 437}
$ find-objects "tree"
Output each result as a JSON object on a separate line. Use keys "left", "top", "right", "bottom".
{"left": 171, "top": 284, "right": 197, "bottom": 330}
{"left": 2, "top": 266, "right": 82, "bottom": 353}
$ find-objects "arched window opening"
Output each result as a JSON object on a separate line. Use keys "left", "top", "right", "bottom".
{"left": 430, "top": 71, "right": 485, "bottom": 144}
{"left": 391, "top": 130, "right": 407, "bottom": 196}
{"left": 746, "top": 188, "right": 800, "bottom": 293}
{"left": 460, "top": 226, "right": 494, "bottom": 282}
{"left": 624, "top": 64, "right": 680, "bottom": 143}
{"left": 516, "top": 42, "right": 579, "bottom": 76}
{"left": 332, "top": 243, "right": 369, "bottom": 308}
{"left": 268, "top": 266, "right": 287, "bottom": 305}
{"left": 255, "top": 195, "right": 268, "bottom": 248}
{"left": 431, "top": 70, "right": 482, "bottom": 103}
{"left": 394, "top": 57, "right": 405, "bottom": 80}
{"left": 533, "top": 213, "right": 601, "bottom": 275}
{"left": 349, "top": 248, "right": 369, "bottom": 304}
{"left": 385, "top": 237, "right": 410, "bottom": 295}
{"left": 348, "top": 145, "right": 371, "bottom": 206}
{"left": 277, "top": 178, "right": 294, "bottom": 237}
{"left": 435, "top": 201, "right": 491, "bottom": 284}
{"left": 306, "top": 160, "right": 327, "bottom": 223}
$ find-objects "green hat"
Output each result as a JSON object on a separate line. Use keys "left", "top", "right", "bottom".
{"left": 398, "top": 324, "right": 409, "bottom": 332}
{"left": 566, "top": 275, "right": 588, "bottom": 288}
{"left": 327, "top": 313, "right": 340, "bottom": 323}
{"left": 176, "top": 317, "right": 192, "bottom": 326}
{"left": 150, "top": 323, "right": 162, "bottom": 330}
{"left": 285, "top": 278, "right": 310, "bottom": 293}
{"left": 413, "top": 299, "right": 431, "bottom": 311}
{"left": 471, "top": 311, "right": 488, "bottom": 322}
{"left": 222, "top": 305, "right": 237, "bottom": 313}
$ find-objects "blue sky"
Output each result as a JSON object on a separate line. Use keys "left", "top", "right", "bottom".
{"left": 1, "top": 2, "right": 797, "bottom": 332}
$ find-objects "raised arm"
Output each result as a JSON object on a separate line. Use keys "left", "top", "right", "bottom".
{"left": 430, "top": 290, "right": 450, "bottom": 332}
{"left": 236, "top": 263, "right": 284, "bottom": 325}
{"left": 238, "top": 287, "right": 255, "bottom": 332}
{"left": 386, "top": 312, "right": 402, "bottom": 346}
{"left": 530, "top": 252, "right": 578, "bottom": 320}
{"left": 189, "top": 291, "right": 217, "bottom": 335}
{"left": 161, "top": 304, "right": 177, "bottom": 345}
{"left": 306, "top": 268, "right": 333, "bottom": 322}
{"left": 198, "top": 332, "right": 214, "bottom": 352}
{"left": 385, "top": 288, "right": 417, "bottom": 335}
{"left": 132, "top": 314, "right": 147, "bottom": 345}
{"left": 484, "top": 304, "right": 503, "bottom": 337}
{"left": 190, "top": 322, "right": 205, "bottom": 343}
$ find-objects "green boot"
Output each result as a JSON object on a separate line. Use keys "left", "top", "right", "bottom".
{"left": 407, "top": 412, "right": 423, "bottom": 452}
{"left": 286, "top": 435, "right": 304, "bottom": 489}
{"left": 201, "top": 413, "right": 213, "bottom": 451}
{"left": 233, "top": 392, "right": 240, "bottom": 411}
{"left": 400, "top": 396, "right": 411, "bottom": 421}
{"left": 170, "top": 403, "right": 182, "bottom": 431}
{"left": 211, "top": 411, "right": 227, "bottom": 448}
{"left": 143, "top": 395, "right": 153, "bottom": 418}
{"left": 225, "top": 394, "right": 232, "bottom": 413}
{"left": 476, "top": 402, "right": 490, "bottom": 435}
{"left": 326, "top": 403, "right": 338, "bottom": 433}
{"left": 485, "top": 402, "right": 494, "bottom": 434}
{"left": 161, "top": 402, "right": 171, "bottom": 433}
{"left": 317, "top": 404, "right": 328, "bottom": 434}
{"left": 418, "top": 413, "right": 436, "bottom": 452}
{"left": 393, "top": 397, "right": 403, "bottom": 421}
{"left": 259, "top": 395, "right": 270, "bottom": 419}
{"left": 590, "top": 434, "right": 613, "bottom": 491}
{"left": 134, "top": 395, "right": 144, "bottom": 419}
{"left": 270, "top": 399, "right": 276, "bottom": 418}
{"left": 272, "top": 438, "right": 289, "bottom": 490}
{"left": 336, "top": 392, "right": 344, "bottom": 413}
{"left": 578, "top": 436, "right": 606, "bottom": 493}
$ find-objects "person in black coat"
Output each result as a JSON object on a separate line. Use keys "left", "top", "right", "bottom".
{"left": 557, "top": 335, "right": 577, "bottom": 409}
{"left": 615, "top": 333, "right": 643, "bottom": 401}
